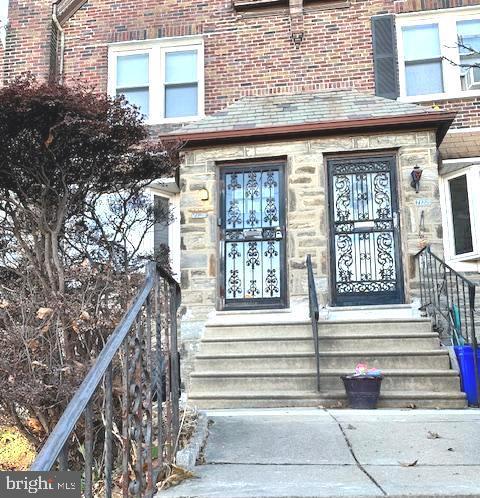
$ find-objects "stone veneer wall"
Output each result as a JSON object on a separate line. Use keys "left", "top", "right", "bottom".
{"left": 178, "top": 129, "right": 442, "bottom": 371}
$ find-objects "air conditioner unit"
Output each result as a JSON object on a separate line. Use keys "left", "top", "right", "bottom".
{"left": 465, "top": 66, "right": 480, "bottom": 90}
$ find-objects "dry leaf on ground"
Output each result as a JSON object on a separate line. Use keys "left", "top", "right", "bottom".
{"left": 157, "top": 464, "right": 197, "bottom": 491}
{"left": 36, "top": 307, "right": 53, "bottom": 320}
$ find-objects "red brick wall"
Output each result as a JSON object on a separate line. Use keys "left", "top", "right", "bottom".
{"left": 4, "top": 0, "right": 480, "bottom": 130}
{"left": 395, "top": 0, "right": 480, "bottom": 14}
{"left": 56, "top": 0, "right": 382, "bottom": 112}
{"left": 4, "top": 1, "right": 54, "bottom": 82}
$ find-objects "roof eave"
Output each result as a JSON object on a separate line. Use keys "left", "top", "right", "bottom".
{"left": 163, "top": 111, "right": 457, "bottom": 148}
{"left": 54, "top": 0, "right": 88, "bottom": 25}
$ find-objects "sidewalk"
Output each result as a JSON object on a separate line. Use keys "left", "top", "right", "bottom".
{"left": 161, "top": 408, "right": 480, "bottom": 498}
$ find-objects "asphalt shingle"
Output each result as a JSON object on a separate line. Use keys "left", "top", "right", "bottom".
{"left": 172, "top": 90, "right": 435, "bottom": 136}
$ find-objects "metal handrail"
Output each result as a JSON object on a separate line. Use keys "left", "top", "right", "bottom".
{"left": 30, "top": 261, "right": 182, "bottom": 497}
{"left": 31, "top": 272, "right": 155, "bottom": 471}
{"left": 416, "top": 246, "right": 479, "bottom": 406}
{"left": 306, "top": 254, "right": 320, "bottom": 392}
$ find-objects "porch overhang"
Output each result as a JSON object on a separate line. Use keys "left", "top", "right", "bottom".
{"left": 165, "top": 111, "right": 456, "bottom": 148}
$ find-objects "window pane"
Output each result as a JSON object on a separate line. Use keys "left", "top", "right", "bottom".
{"left": 405, "top": 61, "right": 443, "bottom": 95}
{"left": 460, "top": 56, "right": 480, "bottom": 77}
{"left": 117, "top": 88, "right": 149, "bottom": 117}
{"left": 117, "top": 54, "right": 149, "bottom": 87}
{"left": 165, "top": 84, "right": 198, "bottom": 118}
{"left": 165, "top": 51, "right": 197, "bottom": 84}
{"left": 402, "top": 24, "right": 440, "bottom": 61}
{"left": 449, "top": 175, "right": 473, "bottom": 255}
{"left": 457, "top": 20, "right": 480, "bottom": 54}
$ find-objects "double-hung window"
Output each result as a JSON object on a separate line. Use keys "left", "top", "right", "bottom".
{"left": 116, "top": 53, "right": 150, "bottom": 117}
{"left": 397, "top": 9, "right": 480, "bottom": 101}
{"left": 457, "top": 19, "right": 480, "bottom": 90}
{"left": 109, "top": 37, "right": 204, "bottom": 124}
{"left": 402, "top": 24, "right": 443, "bottom": 96}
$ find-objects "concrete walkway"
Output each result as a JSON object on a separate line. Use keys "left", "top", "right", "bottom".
{"left": 162, "top": 408, "right": 480, "bottom": 498}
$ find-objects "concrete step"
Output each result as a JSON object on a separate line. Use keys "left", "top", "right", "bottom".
{"left": 204, "top": 322, "right": 310, "bottom": 340}
{"left": 203, "top": 318, "right": 432, "bottom": 340}
{"left": 189, "top": 369, "right": 460, "bottom": 393}
{"left": 200, "top": 333, "right": 441, "bottom": 354}
{"left": 194, "top": 350, "right": 451, "bottom": 371}
{"left": 325, "top": 303, "right": 418, "bottom": 320}
{"left": 188, "top": 390, "right": 467, "bottom": 409}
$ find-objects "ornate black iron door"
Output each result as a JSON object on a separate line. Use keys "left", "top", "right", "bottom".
{"left": 220, "top": 163, "right": 287, "bottom": 310}
{"left": 327, "top": 156, "right": 404, "bottom": 306}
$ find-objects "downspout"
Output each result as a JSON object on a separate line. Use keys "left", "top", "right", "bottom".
{"left": 52, "top": 2, "right": 65, "bottom": 82}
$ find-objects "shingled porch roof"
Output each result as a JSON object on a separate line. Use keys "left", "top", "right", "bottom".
{"left": 164, "top": 90, "right": 455, "bottom": 146}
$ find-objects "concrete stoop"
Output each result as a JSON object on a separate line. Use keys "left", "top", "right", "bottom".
{"left": 188, "top": 311, "right": 467, "bottom": 409}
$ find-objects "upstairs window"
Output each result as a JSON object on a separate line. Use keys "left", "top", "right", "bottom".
{"left": 116, "top": 54, "right": 150, "bottom": 117}
{"left": 402, "top": 24, "right": 443, "bottom": 96}
{"left": 397, "top": 10, "right": 480, "bottom": 101}
{"left": 458, "top": 19, "right": 480, "bottom": 90}
{"left": 164, "top": 50, "right": 199, "bottom": 118}
{"left": 109, "top": 38, "right": 204, "bottom": 124}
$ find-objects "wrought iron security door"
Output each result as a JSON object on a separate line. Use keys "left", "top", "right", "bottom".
{"left": 328, "top": 156, "right": 404, "bottom": 306}
{"left": 220, "top": 163, "right": 287, "bottom": 310}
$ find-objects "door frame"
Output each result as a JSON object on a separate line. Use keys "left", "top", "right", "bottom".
{"left": 326, "top": 152, "right": 405, "bottom": 307}
{"left": 217, "top": 159, "right": 289, "bottom": 311}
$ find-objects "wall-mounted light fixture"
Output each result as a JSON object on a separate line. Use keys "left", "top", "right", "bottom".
{"left": 199, "top": 188, "right": 209, "bottom": 201}
{"left": 410, "top": 166, "right": 423, "bottom": 193}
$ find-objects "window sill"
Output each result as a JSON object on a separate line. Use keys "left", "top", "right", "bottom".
{"left": 398, "top": 90, "right": 480, "bottom": 103}
{"left": 233, "top": 0, "right": 287, "bottom": 11}
{"left": 145, "top": 114, "right": 204, "bottom": 126}
{"left": 448, "top": 251, "right": 480, "bottom": 263}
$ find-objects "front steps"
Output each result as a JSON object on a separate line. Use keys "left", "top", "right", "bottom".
{"left": 188, "top": 315, "right": 467, "bottom": 409}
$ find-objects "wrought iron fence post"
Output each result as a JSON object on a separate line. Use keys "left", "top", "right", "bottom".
{"left": 155, "top": 275, "right": 164, "bottom": 470}
{"left": 169, "top": 284, "right": 180, "bottom": 444}
{"left": 418, "top": 251, "right": 424, "bottom": 308}
{"left": 306, "top": 255, "right": 320, "bottom": 393}
{"left": 104, "top": 364, "right": 113, "bottom": 498}
{"left": 122, "top": 337, "right": 131, "bottom": 498}
{"left": 84, "top": 401, "right": 93, "bottom": 498}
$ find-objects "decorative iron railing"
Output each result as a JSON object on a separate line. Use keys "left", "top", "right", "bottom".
{"left": 31, "top": 262, "right": 181, "bottom": 498}
{"left": 416, "top": 246, "right": 480, "bottom": 405}
{"left": 306, "top": 254, "right": 320, "bottom": 392}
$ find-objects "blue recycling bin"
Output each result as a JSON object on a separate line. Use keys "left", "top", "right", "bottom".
{"left": 454, "top": 345, "right": 480, "bottom": 405}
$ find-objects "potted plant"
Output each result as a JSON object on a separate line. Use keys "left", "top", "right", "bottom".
{"left": 341, "top": 363, "right": 383, "bottom": 409}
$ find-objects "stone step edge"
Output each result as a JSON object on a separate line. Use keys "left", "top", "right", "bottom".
{"left": 195, "top": 350, "right": 449, "bottom": 359}
{"left": 202, "top": 333, "right": 439, "bottom": 343}
{"left": 188, "top": 390, "right": 466, "bottom": 400}
{"left": 190, "top": 369, "right": 459, "bottom": 378}
{"left": 206, "top": 317, "right": 432, "bottom": 328}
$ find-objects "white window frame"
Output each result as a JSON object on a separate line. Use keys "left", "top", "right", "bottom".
{"left": 144, "top": 181, "right": 181, "bottom": 280}
{"left": 108, "top": 36, "right": 205, "bottom": 125}
{"left": 440, "top": 161, "right": 480, "bottom": 265}
{"left": 396, "top": 7, "right": 480, "bottom": 102}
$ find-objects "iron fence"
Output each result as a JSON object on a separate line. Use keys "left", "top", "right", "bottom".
{"left": 30, "top": 262, "right": 181, "bottom": 498}
{"left": 416, "top": 246, "right": 479, "bottom": 405}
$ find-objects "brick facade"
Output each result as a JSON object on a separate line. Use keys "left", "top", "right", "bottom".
{"left": 4, "top": 0, "right": 480, "bottom": 131}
